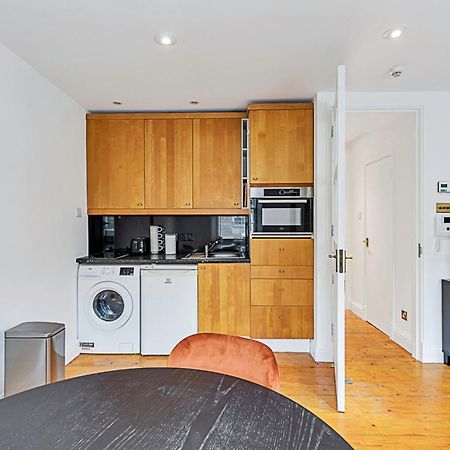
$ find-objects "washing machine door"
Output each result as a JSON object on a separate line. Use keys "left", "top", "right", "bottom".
{"left": 85, "top": 282, "right": 133, "bottom": 330}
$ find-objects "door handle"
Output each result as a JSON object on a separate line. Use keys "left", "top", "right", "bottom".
{"left": 363, "top": 238, "right": 369, "bottom": 248}
{"left": 328, "top": 251, "right": 338, "bottom": 272}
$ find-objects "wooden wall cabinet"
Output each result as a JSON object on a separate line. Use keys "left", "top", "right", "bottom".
{"left": 145, "top": 119, "right": 193, "bottom": 209}
{"left": 249, "top": 104, "right": 313, "bottom": 186}
{"left": 87, "top": 119, "right": 145, "bottom": 209}
{"left": 193, "top": 118, "right": 242, "bottom": 209}
{"left": 87, "top": 114, "right": 244, "bottom": 212}
{"left": 198, "top": 263, "right": 250, "bottom": 336}
{"left": 250, "top": 238, "right": 314, "bottom": 339}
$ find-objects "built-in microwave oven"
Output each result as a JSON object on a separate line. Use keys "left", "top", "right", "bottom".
{"left": 250, "top": 187, "right": 313, "bottom": 237}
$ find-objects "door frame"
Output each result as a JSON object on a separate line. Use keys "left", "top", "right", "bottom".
{"left": 345, "top": 105, "right": 424, "bottom": 361}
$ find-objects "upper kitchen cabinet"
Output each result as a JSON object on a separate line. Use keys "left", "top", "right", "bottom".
{"left": 87, "top": 119, "right": 145, "bottom": 210}
{"left": 248, "top": 103, "right": 314, "bottom": 186}
{"left": 145, "top": 119, "right": 193, "bottom": 209}
{"left": 193, "top": 118, "right": 242, "bottom": 209}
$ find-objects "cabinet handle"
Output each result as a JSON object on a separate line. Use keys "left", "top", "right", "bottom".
{"left": 278, "top": 270, "right": 285, "bottom": 273}
{"left": 137, "top": 203, "right": 143, "bottom": 207}
{"left": 233, "top": 202, "right": 239, "bottom": 206}
{"left": 279, "top": 248, "right": 285, "bottom": 251}
{"left": 252, "top": 177, "right": 258, "bottom": 181}
{"left": 279, "top": 315, "right": 284, "bottom": 320}
{"left": 279, "top": 288, "right": 285, "bottom": 292}
{"left": 185, "top": 203, "right": 191, "bottom": 206}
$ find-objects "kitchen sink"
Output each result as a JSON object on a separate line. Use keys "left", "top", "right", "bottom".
{"left": 182, "top": 251, "right": 244, "bottom": 260}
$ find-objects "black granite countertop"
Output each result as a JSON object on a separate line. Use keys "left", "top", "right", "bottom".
{"left": 76, "top": 253, "right": 250, "bottom": 265}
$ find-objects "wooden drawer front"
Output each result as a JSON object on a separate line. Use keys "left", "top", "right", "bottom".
{"left": 251, "top": 265, "right": 313, "bottom": 279}
{"left": 251, "top": 239, "right": 313, "bottom": 266}
{"left": 251, "top": 279, "right": 313, "bottom": 306}
{"left": 251, "top": 306, "right": 313, "bottom": 339}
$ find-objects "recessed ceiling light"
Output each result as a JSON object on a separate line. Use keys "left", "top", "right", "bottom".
{"left": 154, "top": 32, "right": 177, "bottom": 46}
{"left": 190, "top": 100, "right": 199, "bottom": 105}
{"left": 113, "top": 101, "right": 123, "bottom": 106}
{"left": 383, "top": 27, "right": 404, "bottom": 39}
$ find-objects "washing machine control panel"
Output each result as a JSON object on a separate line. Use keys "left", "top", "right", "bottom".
{"left": 120, "top": 267, "right": 135, "bottom": 276}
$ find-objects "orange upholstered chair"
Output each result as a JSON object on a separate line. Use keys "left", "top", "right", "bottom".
{"left": 167, "top": 333, "right": 280, "bottom": 391}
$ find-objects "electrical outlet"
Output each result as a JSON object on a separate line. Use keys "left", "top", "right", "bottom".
{"left": 401, "top": 310, "right": 408, "bottom": 321}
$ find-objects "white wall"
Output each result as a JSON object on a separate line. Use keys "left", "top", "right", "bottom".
{"left": 0, "top": 43, "right": 87, "bottom": 397}
{"left": 345, "top": 112, "right": 417, "bottom": 352}
{"left": 310, "top": 93, "right": 333, "bottom": 361}
{"left": 314, "top": 91, "right": 450, "bottom": 363}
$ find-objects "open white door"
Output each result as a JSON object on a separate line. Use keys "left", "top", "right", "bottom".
{"left": 330, "top": 65, "right": 347, "bottom": 413}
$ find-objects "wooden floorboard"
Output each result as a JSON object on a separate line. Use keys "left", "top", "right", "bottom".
{"left": 66, "top": 311, "right": 450, "bottom": 449}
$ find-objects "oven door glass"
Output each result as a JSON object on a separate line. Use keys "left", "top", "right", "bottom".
{"left": 262, "top": 208, "right": 302, "bottom": 226}
{"left": 255, "top": 200, "right": 312, "bottom": 233}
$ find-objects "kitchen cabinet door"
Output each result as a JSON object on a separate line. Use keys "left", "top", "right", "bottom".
{"left": 198, "top": 263, "right": 250, "bottom": 335}
{"left": 249, "top": 106, "right": 313, "bottom": 185}
{"left": 251, "top": 306, "right": 314, "bottom": 339}
{"left": 251, "top": 279, "right": 313, "bottom": 306}
{"left": 145, "top": 120, "right": 193, "bottom": 208}
{"left": 193, "top": 118, "right": 241, "bottom": 209}
{"left": 87, "top": 119, "right": 145, "bottom": 209}
{"left": 251, "top": 238, "right": 314, "bottom": 266}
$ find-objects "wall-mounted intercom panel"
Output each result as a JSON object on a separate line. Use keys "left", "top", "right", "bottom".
{"left": 435, "top": 215, "right": 450, "bottom": 237}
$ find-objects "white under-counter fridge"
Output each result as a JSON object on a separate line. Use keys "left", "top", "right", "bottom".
{"left": 140, "top": 264, "right": 198, "bottom": 355}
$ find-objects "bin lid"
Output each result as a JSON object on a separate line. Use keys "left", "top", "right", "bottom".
{"left": 5, "top": 322, "right": 65, "bottom": 338}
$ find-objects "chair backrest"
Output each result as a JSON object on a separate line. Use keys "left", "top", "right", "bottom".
{"left": 167, "top": 333, "right": 280, "bottom": 391}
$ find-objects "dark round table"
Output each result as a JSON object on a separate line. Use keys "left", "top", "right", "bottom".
{"left": 0, "top": 368, "right": 352, "bottom": 449}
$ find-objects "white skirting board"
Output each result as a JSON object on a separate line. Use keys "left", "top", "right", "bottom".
{"left": 349, "top": 301, "right": 365, "bottom": 319}
{"left": 254, "top": 339, "right": 310, "bottom": 353}
{"left": 391, "top": 329, "right": 413, "bottom": 354}
{"left": 66, "top": 341, "right": 80, "bottom": 365}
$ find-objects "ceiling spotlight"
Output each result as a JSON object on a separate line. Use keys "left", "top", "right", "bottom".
{"left": 113, "top": 101, "right": 123, "bottom": 106}
{"left": 389, "top": 65, "right": 405, "bottom": 78}
{"left": 154, "top": 32, "right": 177, "bottom": 46}
{"left": 383, "top": 27, "right": 404, "bottom": 39}
{"left": 190, "top": 100, "right": 199, "bottom": 105}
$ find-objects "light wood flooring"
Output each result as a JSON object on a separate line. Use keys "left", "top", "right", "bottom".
{"left": 66, "top": 311, "right": 450, "bottom": 449}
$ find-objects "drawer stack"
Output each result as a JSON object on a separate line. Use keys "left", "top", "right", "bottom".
{"left": 250, "top": 239, "right": 314, "bottom": 339}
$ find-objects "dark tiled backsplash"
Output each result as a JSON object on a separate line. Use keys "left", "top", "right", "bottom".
{"left": 88, "top": 215, "right": 248, "bottom": 255}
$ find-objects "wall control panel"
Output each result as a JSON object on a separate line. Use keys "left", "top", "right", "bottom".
{"left": 435, "top": 215, "right": 450, "bottom": 237}
{"left": 438, "top": 181, "right": 450, "bottom": 193}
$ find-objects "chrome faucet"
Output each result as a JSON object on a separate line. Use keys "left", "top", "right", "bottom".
{"left": 204, "top": 237, "right": 222, "bottom": 258}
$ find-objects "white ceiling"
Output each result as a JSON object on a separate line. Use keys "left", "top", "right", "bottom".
{"left": 1, "top": 0, "right": 449, "bottom": 112}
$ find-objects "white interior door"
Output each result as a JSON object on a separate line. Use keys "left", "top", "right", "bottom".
{"left": 364, "top": 156, "right": 394, "bottom": 336}
{"left": 330, "top": 65, "right": 347, "bottom": 413}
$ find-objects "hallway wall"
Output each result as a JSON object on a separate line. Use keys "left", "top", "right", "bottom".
{"left": 345, "top": 112, "right": 417, "bottom": 352}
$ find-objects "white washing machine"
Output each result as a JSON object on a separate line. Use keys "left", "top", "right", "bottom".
{"left": 77, "top": 265, "right": 140, "bottom": 354}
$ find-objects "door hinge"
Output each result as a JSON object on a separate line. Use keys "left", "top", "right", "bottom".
{"left": 331, "top": 125, "right": 334, "bottom": 138}
{"left": 418, "top": 243, "right": 423, "bottom": 258}
{"left": 331, "top": 323, "right": 334, "bottom": 336}
{"left": 331, "top": 225, "right": 334, "bottom": 237}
